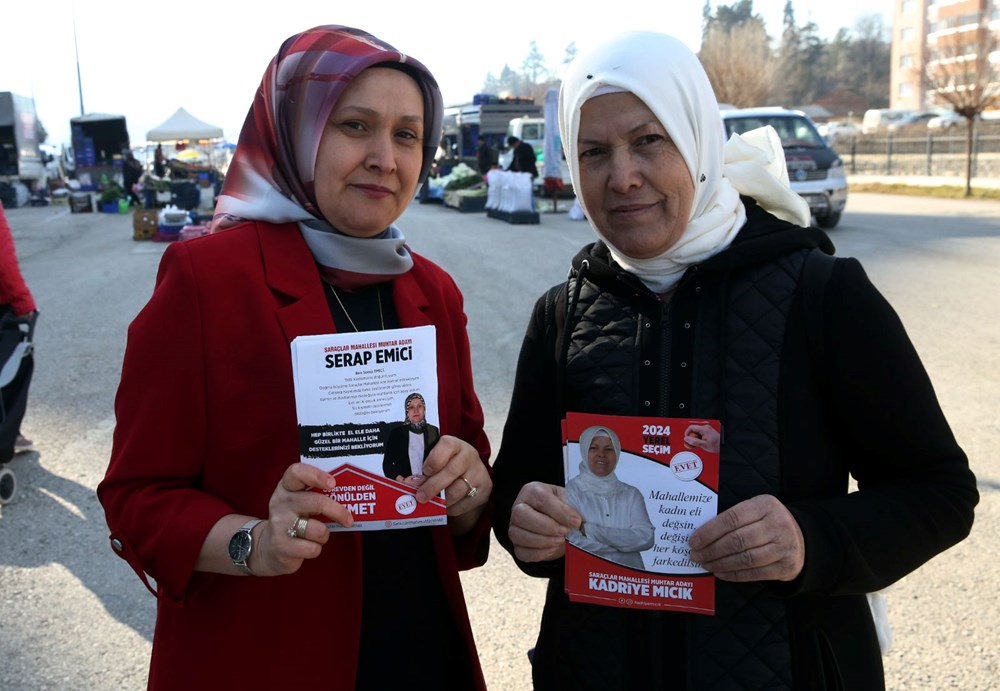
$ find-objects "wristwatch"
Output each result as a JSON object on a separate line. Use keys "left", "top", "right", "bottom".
{"left": 228, "top": 518, "right": 264, "bottom": 575}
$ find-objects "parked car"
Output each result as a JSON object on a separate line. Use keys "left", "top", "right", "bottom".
{"left": 927, "top": 112, "right": 973, "bottom": 130}
{"left": 886, "top": 111, "right": 941, "bottom": 133}
{"left": 861, "top": 108, "right": 911, "bottom": 134}
{"left": 817, "top": 120, "right": 861, "bottom": 145}
{"left": 721, "top": 107, "right": 847, "bottom": 229}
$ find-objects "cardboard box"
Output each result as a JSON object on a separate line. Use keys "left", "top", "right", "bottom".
{"left": 133, "top": 209, "right": 158, "bottom": 241}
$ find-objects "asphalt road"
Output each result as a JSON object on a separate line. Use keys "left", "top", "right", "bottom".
{"left": 0, "top": 192, "right": 997, "bottom": 690}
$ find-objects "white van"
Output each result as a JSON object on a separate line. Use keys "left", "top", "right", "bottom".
{"left": 721, "top": 107, "right": 848, "bottom": 228}
{"left": 499, "top": 117, "right": 573, "bottom": 194}
{"left": 861, "top": 108, "right": 912, "bottom": 134}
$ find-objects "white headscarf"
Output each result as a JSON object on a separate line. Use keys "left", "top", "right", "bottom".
{"left": 574, "top": 426, "right": 625, "bottom": 494}
{"left": 559, "top": 31, "right": 809, "bottom": 294}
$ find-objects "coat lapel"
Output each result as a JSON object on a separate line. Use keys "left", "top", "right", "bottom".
{"left": 256, "top": 221, "right": 337, "bottom": 343}
{"left": 256, "top": 220, "right": 433, "bottom": 339}
{"left": 391, "top": 261, "right": 433, "bottom": 328}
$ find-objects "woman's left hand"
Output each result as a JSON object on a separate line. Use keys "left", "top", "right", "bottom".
{"left": 414, "top": 435, "right": 491, "bottom": 534}
{"left": 688, "top": 494, "right": 804, "bottom": 582}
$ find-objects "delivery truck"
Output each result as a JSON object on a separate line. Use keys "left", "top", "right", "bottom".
{"left": 69, "top": 113, "right": 131, "bottom": 190}
{"left": 441, "top": 95, "right": 541, "bottom": 170}
{"left": 0, "top": 92, "right": 45, "bottom": 206}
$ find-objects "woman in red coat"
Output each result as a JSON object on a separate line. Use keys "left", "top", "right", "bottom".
{"left": 98, "top": 26, "right": 493, "bottom": 690}
{"left": 0, "top": 202, "right": 37, "bottom": 453}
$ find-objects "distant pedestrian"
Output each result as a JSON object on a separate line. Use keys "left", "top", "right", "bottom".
{"left": 506, "top": 135, "right": 538, "bottom": 178}
{"left": 154, "top": 144, "right": 166, "bottom": 177}
{"left": 476, "top": 135, "right": 496, "bottom": 175}
{"left": 122, "top": 152, "right": 143, "bottom": 207}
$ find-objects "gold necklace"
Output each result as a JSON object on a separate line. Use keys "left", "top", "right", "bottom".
{"left": 328, "top": 283, "right": 384, "bottom": 332}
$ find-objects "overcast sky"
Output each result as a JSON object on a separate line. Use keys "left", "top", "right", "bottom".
{"left": 1, "top": 0, "right": 890, "bottom": 147}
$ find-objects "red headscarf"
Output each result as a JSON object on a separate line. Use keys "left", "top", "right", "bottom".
{"left": 213, "top": 25, "right": 443, "bottom": 231}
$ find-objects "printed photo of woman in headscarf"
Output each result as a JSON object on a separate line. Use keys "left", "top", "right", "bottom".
{"left": 383, "top": 392, "right": 440, "bottom": 488}
{"left": 565, "top": 425, "right": 654, "bottom": 570}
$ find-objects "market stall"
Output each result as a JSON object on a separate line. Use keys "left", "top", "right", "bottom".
{"left": 144, "top": 108, "right": 226, "bottom": 210}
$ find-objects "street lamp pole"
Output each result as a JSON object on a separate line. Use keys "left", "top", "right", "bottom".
{"left": 72, "top": 1, "right": 85, "bottom": 116}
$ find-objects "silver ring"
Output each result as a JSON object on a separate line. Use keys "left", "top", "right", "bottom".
{"left": 288, "top": 516, "right": 309, "bottom": 539}
{"left": 460, "top": 476, "right": 478, "bottom": 498}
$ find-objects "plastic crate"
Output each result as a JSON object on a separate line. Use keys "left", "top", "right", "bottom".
{"left": 455, "top": 196, "right": 487, "bottom": 213}
{"left": 487, "top": 209, "right": 540, "bottom": 225}
{"left": 154, "top": 226, "right": 182, "bottom": 242}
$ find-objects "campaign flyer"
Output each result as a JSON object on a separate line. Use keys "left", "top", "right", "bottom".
{"left": 290, "top": 325, "right": 446, "bottom": 531}
{"left": 562, "top": 412, "right": 720, "bottom": 614}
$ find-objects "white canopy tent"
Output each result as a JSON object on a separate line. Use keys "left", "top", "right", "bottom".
{"left": 146, "top": 107, "right": 223, "bottom": 142}
{"left": 144, "top": 107, "right": 231, "bottom": 177}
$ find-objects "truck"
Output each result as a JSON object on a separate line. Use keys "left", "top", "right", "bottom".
{"left": 440, "top": 95, "right": 541, "bottom": 171}
{"left": 69, "top": 113, "right": 131, "bottom": 190}
{"left": 0, "top": 92, "right": 45, "bottom": 206}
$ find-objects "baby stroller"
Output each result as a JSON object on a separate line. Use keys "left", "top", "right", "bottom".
{"left": 0, "top": 306, "right": 37, "bottom": 504}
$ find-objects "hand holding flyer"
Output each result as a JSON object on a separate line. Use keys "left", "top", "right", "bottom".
{"left": 291, "top": 325, "right": 447, "bottom": 531}
{"left": 563, "top": 412, "right": 720, "bottom": 613}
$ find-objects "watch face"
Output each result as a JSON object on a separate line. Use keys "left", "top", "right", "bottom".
{"left": 228, "top": 531, "right": 251, "bottom": 562}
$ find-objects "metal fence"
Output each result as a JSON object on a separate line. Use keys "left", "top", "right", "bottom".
{"left": 833, "top": 128, "right": 1000, "bottom": 179}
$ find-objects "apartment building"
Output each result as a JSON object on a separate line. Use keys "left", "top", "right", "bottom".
{"left": 891, "top": 0, "right": 998, "bottom": 111}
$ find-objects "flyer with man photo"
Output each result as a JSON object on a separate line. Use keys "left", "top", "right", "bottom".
{"left": 562, "top": 411, "right": 720, "bottom": 614}
{"left": 290, "top": 325, "right": 447, "bottom": 531}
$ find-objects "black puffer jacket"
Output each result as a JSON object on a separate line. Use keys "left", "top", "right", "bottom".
{"left": 493, "top": 199, "right": 978, "bottom": 690}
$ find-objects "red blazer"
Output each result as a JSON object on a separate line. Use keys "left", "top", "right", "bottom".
{"left": 99, "top": 221, "right": 492, "bottom": 690}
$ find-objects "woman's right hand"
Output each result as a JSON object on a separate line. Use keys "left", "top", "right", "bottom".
{"left": 251, "top": 463, "right": 355, "bottom": 576}
{"left": 508, "top": 481, "right": 582, "bottom": 563}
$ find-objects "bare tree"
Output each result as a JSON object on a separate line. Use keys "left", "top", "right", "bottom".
{"left": 850, "top": 14, "right": 892, "bottom": 108}
{"left": 522, "top": 41, "right": 550, "bottom": 85}
{"left": 563, "top": 42, "right": 578, "bottom": 66}
{"left": 700, "top": 22, "right": 775, "bottom": 107}
{"left": 923, "top": 18, "right": 1000, "bottom": 196}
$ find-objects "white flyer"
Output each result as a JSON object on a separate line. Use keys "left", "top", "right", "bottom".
{"left": 290, "top": 325, "right": 446, "bottom": 530}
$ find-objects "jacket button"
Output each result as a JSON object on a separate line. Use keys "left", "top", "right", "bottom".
{"left": 695, "top": 286, "right": 702, "bottom": 293}
{"left": 111, "top": 538, "right": 124, "bottom": 553}
{"left": 678, "top": 402, "right": 686, "bottom": 409}
{"left": 680, "top": 362, "right": 687, "bottom": 368}
{"left": 644, "top": 360, "right": 651, "bottom": 366}
{"left": 684, "top": 322, "right": 691, "bottom": 329}
{"left": 644, "top": 401, "right": 651, "bottom": 407}
{"left": 645, "top": 322, "right": 651, "bottom": 328}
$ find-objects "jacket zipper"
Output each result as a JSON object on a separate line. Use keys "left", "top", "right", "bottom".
{"left": 658, "top": 299, "right": 671, "bottom": 416}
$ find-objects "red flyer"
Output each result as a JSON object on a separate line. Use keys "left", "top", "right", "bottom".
{"left": 290, "top": 325, "right": 447, "bottom": 531}
{"left": 563, "top": 412, "right": 720, "bottom": 614}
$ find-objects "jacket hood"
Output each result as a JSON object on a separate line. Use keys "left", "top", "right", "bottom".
{"left": 569, "top": 197, "right": 834, "bottom": 292}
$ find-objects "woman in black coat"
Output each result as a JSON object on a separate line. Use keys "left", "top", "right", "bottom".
{"left": 492, "top": 30, "right": 978, "bottom": 691}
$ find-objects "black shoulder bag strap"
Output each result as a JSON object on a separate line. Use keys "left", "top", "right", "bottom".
{"left": 801, "top": 247, "right": 838, "bottom": 373}
{"left": 542, "top": 282, "right": 569, "bottom": 410}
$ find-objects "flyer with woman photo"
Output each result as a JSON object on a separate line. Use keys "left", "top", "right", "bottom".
{"left": 290, "top": 324, "right": 447, "bottom": 531}
{"left": 562, "top": 412, "right": 720, "bottom": 613}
